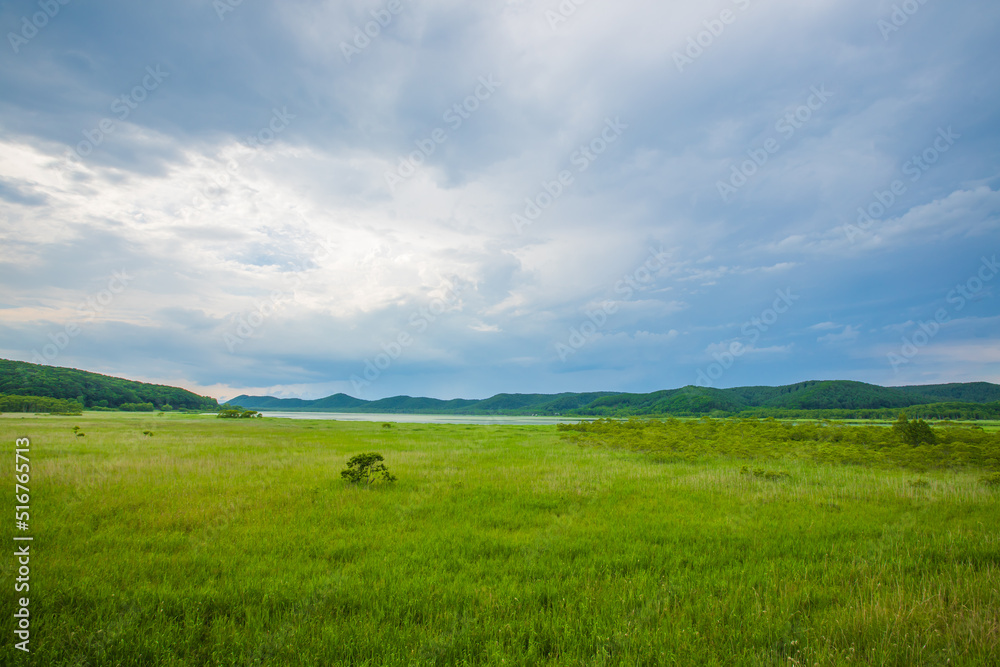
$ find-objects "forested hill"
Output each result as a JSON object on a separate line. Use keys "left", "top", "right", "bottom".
{"left": 0, "top": 359, "right": 219, "bottom": 410}
{"left": 231, "top": 380, "right": 1000, "bottom": 418}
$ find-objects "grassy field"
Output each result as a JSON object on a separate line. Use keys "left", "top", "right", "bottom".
{"left": 1, "top": 413, "right": 998, "bottom": 665}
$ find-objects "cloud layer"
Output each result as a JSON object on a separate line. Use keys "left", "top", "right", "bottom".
{"left": 1, "top": 0, "right": 998, "bottom": 400}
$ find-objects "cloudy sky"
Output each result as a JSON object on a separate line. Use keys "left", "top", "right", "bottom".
{"left": 1, "top": 0, "right": 998, "bottom": 402}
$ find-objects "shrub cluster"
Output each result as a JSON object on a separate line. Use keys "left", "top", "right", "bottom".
{"left": 558, "top": 416, "right": 1000, "bottom": 471}
{"left": 217, "top": 409, "right": 262, "bottom": 419}
{"left": 119, "top": 402, "right": 155, "bottom": 412}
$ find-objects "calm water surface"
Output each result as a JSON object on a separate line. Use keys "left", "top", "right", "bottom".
{"left": 258, "top": 412, "right": 595, "bottom": 425}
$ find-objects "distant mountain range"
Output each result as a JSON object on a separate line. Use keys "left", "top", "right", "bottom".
{"left": 231, "top": 380, "right": 1000, "bottom": 419}
{"left": 3, "top": 357, "right": 998, "bottom": 419}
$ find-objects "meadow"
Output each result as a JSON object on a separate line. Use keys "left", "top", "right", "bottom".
{"left": 1, "top": 413, "right": 998, "bottom": 665}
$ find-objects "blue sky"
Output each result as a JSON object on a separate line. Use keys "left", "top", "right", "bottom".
{"left": 1, "top": 0, "right": 998, "bottom": 402}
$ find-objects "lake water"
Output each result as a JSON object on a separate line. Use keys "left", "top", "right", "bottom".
{"left": 258, "top": 412, "right": 594, "bottom": 426}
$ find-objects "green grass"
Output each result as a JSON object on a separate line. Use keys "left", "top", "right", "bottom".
{"left": 1, "top": 413, "right": 998, "bottom": 665}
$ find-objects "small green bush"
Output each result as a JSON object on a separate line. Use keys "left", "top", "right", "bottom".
{"left": 341, "top": 452, "right": 397, "bottom": 486}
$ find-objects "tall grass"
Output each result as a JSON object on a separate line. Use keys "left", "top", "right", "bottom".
{"left": 1, "top": 413, "right": 997, "bottom": 665}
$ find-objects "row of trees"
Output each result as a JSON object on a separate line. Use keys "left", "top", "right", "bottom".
{"left": 119, "top": 403, "right": 157, "bottom": 412}
{"left": 0, "top": 394, "right": 83, "bottom": 414}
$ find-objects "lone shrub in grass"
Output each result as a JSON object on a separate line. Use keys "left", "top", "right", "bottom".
{"left": 341, "top": 452, "right": 397, "bottom": 486}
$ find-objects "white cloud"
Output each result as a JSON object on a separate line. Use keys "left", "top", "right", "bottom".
{"left": 818, "top": 324, "right": 860, "bottom": 344}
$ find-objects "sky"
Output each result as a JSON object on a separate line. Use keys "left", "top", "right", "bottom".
{"left": 0, "top": 0, "right": 998, "bottom": 402}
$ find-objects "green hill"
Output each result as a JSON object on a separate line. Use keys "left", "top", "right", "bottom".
{"left": 310, "top": 394, "right": 370, "bottom": 410}
{"left": 893, "top": 382, "right": 1000, "bottom": 404}
{"left": 757, "top": 381, "right": 916, "bottom": 410}
{"left": 0, "top": 359, "right": 219, "bottom": 411}
{"left": 230, "top": 380, "right": 1000, "bottom": 419}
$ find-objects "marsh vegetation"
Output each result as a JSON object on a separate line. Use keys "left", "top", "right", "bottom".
{"left": 1, "top": 413, "right": 997, "bottom": 665}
